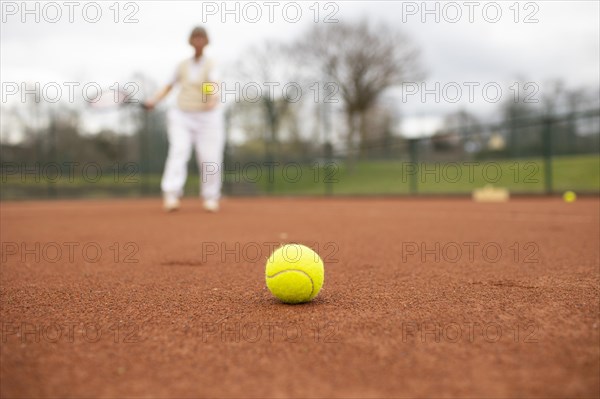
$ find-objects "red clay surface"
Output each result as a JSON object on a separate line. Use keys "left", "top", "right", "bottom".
{"left": 1, "top": 197, "right": 599, "bottom": 398}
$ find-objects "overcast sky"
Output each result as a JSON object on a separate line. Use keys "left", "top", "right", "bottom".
{"left": 1, "top": 0, "right": 599, "bottom": 137}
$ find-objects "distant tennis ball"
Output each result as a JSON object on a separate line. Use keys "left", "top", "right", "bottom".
{"left": 563, "top": 191, "right": 577, "bottom": 203}
{"left": 202, "top": 82, "right": 216, "bottom": 95}
{"left": 265, "top": 244, "right": 324, "bottom": 304}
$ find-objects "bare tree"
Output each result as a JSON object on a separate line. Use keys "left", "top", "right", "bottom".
{"left": 228, "top": 41, "right": 300, "bottom": 160}
{"left": 499, "top": 77, "right": 539, "bottom": 157}
{"left": 541, "top": 79, "right": 566, "bottom": 116}
{"left": 291, "top": 19, "right": 421, "bottom": 157}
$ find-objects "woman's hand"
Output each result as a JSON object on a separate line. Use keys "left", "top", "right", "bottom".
{"left": 144, "top": 84, "right": 174, "bottom": 111}
{"left": 143, "top": 100, "right": 156, "bottom": 110}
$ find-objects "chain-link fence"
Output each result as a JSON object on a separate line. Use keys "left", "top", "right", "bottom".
{"left": 1, "top": 107, "right": 598, "bottom": 200}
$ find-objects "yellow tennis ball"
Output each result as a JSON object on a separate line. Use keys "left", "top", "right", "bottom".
{"left": 563, "top": 191, "right": 577, "bottom": 203}
{"left": 202, "top": 82, "right": 215, "bottom": 95}
{"left": 265, "top": 244, "right": 324, "bottom": 304}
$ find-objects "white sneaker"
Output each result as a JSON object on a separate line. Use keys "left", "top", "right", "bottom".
{"left": 163, "top": 194, "right": 180, "bottom": 212}
{"left": 203, "top": 199, "right": 219, "bottom": 213}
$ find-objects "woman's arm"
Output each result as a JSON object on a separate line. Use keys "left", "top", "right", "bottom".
{"left": 144, "top": 84, "right": 174, "bottom": 110}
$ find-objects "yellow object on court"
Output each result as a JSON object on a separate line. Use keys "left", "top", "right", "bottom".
{"left": 265, "top": 244, "right": 324, "bottom": 304}
{"left": 563, "top": 191, "right": 577, "bottom": 203}
{"left": 472, "top": 185, "right": 509, "bottom": 202}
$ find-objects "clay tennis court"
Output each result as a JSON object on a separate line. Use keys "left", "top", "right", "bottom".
{"left": 1, "top": 197, "right": 598, "bottom": 398}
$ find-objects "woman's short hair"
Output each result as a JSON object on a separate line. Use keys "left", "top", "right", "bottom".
{"left": 189, "top": 26, "right": 209, "bottom": 43}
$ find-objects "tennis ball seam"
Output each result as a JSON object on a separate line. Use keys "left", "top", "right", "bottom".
{"left": 266, "top": 269, "right": 315, "bottom": 299}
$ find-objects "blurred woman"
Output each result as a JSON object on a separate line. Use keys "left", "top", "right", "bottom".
{"left": 145, "top": 26, "right": 224, "bottom": 212}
